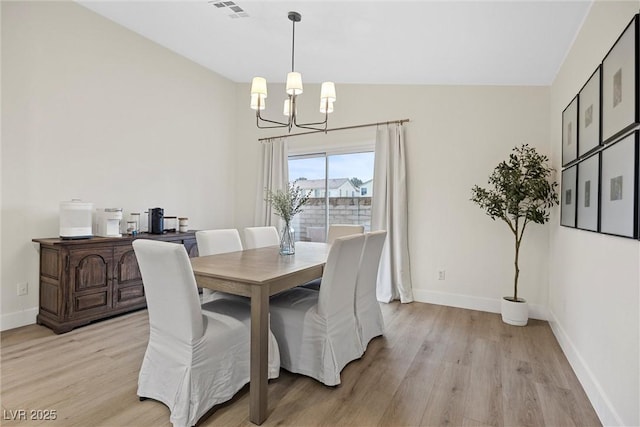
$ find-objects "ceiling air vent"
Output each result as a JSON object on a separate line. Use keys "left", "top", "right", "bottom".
{"left": 208, "top": 1, "right": 249, "bottom": 19}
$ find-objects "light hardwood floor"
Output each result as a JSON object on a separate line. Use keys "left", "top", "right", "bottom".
{"left": 1, "top": 302, "right": 601, "bottom": 427}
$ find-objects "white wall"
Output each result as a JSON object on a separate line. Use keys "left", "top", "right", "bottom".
{"left": 235, "top": 83, "right": 551, "bottom": 316}
{"left": 548, "top": 1, "right": 640, "bottom": 426}
{"left": 1, "top": 2, "right": 238, "bottom": 329}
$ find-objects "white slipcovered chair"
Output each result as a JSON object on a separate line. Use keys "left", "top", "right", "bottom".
{"left": 269, "top": 234, "right": 366, "bottom": 386}
{"left": 355, "top": 231, "right": 387, "bottom": 351}
{"left": 132, "top": 239, "right": 279, "bottom": 427}
{"left": 196, "top": 229, "right": 243, "bottom": 256}
{"left": 196, "top": 229, "right": 279, "bottom": 374}
{"left": 327, "top": 224, "right": 365, "bottom": 244}
{"left": 244, "top": 226, "right": 280, "bottom": 249}
{"left": 301, "top": 224, "right": 365, "bottom": 291}
{"left": 195, "top": 229, "right": 243, "bottom": 301}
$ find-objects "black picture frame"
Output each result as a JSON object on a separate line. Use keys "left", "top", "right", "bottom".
{"left": 561, "top": 164, "right": 577, "bottom": 228}
{"left": 599, "top": 131, "right": 638, "bottom": 238}
{"left": 562, "top": 95, "right": 579, "bottom": 166}
{"left": 601, "top": 14, "right": 639, "bottom": 144}
{"left": 576, "top": 153, "right": 600, "bottom": 232}
{"left": 578, "top": 66, "right": 602, "bottom": 157}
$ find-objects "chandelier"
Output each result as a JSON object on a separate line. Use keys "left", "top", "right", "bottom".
{"left": 250, "top": 11, "right": 336, "bottom": 133}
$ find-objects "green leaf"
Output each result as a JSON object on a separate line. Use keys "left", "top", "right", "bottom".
{"left": 264, "top": 180, "right": 311, "bottom": 224}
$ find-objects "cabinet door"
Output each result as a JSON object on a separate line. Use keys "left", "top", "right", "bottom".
{"left": 68, "top": 247, "right": 113, "bottom": 318}
{"left": 113, "top": 245, "right": 146, "bottom": 309}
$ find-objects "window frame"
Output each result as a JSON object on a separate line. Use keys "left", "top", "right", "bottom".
{"left": 288, "top": 143, "right": 375, "bottom": 242}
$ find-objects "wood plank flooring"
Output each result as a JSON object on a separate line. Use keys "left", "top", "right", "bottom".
{"left": 1, "top": 302, "right": 601, "bottom": 426}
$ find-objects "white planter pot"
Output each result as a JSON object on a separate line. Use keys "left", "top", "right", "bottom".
{"left": 501, "top": 297, "right": 528, "bottom": 326}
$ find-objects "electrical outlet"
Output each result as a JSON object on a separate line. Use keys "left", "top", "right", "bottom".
{"left": 438, "top": 270, "right": 446, "bottom": 280}
{"left": 17, "top": 282, "right": 28, "bottom": 296}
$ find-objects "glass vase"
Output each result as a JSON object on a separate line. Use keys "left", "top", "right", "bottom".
{"left": 279, "top": 223, "right": 295, "bottom": 255}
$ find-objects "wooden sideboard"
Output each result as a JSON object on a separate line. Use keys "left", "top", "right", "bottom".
{"left": 32, "top": 232, "right": 199, "bottom": 334}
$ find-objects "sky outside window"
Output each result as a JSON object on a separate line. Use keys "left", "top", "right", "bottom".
{"left": 289, "top": 152, "right": 374, "bottom": 183}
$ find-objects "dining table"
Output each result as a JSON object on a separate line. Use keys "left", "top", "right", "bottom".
{"left": 190, "top": 241, "right": 331, "bottom": 425}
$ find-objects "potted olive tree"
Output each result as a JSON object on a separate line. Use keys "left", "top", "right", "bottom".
{"left": 471, "top": 144, "right": 559, "bottom": 326}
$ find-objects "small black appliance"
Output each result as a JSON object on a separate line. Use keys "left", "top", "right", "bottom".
{"left": 149, "top": 208, "right": 164, "bottom": 234}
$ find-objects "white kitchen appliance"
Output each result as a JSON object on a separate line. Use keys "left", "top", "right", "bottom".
{"left": 94, "top": 208, "right": 123, "bottom": 237}
{"left": 59, "top": 200, "right": 93, "bottom": 239}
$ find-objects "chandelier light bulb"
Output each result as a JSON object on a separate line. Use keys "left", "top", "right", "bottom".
{"left": 320, "top": 82, "right": 336, "bottom": 102}
{"left": 320, "top": 99, "right": 334, "bottom": 114}
{"left": 251, "top": 77, "right": 268, "bottom": 97}
{"left": 286, "top": 72, "right": 303, "bottom": 96}
{"left": 250, "top": 93, "right": 266, "bottom": 111}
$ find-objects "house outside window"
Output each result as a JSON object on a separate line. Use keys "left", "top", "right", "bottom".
{"left": 288, "top": 151, "right": 374, "bottom": 242}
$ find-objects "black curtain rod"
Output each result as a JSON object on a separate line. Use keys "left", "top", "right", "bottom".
{"left": 258, "top": 118, "right": 411, "bottom": 142}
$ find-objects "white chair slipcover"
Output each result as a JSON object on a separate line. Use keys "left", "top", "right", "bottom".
{"left": 356, "top": 231, "right": 387, "bottom": 351}
{"left": 195, "top": 229, "right": 279, "bottom": 376}
{"left": 133, "top": 239, "right": 279, "bottom": 427}
{"left": 327, "top": 224, "right": 365, "bottom": 244}
{"left": 200, "top": 298, "right": 281, "bottom": 380}
{"left": 269, "top": 234, "right": 366, "bottom": 386}
{"left": 243, "top": 226, "right": 280, "bottom": 249}
{"left": 195, "top": 229, "right": 243, "bottom": 301}
{"left": 196, "top": 229, "right": 243, "bottom": 256}
{"left": 301, "top": 224, "right": 365, "bottom": 291}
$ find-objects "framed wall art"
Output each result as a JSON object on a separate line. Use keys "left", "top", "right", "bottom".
{"left": 601, "top": 14, "right": 639, "bottom": 144}
{"left": 578, "top": 66, "right": 601, "bottom": 157}
{"left": 599, "top": 131, "right": 638, "bottom": 238}
{"left": 576, "top": 153, "right": 600, "bottom": 232}
{"left": 561, "top": 164, "right": 577, "bottom": 227}
{"left": 562, "top": 95, "right": 579, "bottom": 166}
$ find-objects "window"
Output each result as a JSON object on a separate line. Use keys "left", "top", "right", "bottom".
{"left": 289, "top": 151, "right": 374, "bottom": 242}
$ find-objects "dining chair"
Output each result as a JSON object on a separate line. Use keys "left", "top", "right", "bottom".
{"left": 244, "top": 226, "right": 280, "bottom": 249}
{"left": 299, "top": 224, "right": 365, "bottom": 291}
{"left": 196, "top": 229, "right": 243, "bottom": 301}
{"left": 355, "top": 231, "right": 387, "bottom": 351}
{"left": 269, "top": 234, "right": 366, "bottom": 386}
{"left": 133, "top": 239, "right": 279, "bottom": 427}
{"left": 327, "top": 224, "right": 365, "bottom": 244}
{"left": 196, "top": 229, "right": 279, "bottom": 369}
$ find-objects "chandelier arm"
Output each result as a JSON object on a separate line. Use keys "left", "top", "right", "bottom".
{"left": 292, "top": 110, "right": 329, "bottom": 129}
{"left": 257, "top": 122, "right": 290, "bottom": 129}
{"left": 255, "top": 111, "right": 291, "bottom": 129}
{"left": 292, "top": 123, "right": 328, "bottom": 132}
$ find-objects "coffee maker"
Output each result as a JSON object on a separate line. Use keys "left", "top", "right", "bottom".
{"left": 148, "top": 208, "right": 164, "bottom": 234}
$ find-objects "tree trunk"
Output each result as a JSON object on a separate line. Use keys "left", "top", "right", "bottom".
{"left": 514, "top": 238, "right": 520, "bottom": 301}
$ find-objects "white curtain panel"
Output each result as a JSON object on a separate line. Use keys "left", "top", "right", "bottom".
{"left": 254, "top": 138, "right": 289, "bottom": 226}
{"left": 372, "top": 123, "right": 414, "bottom": 303}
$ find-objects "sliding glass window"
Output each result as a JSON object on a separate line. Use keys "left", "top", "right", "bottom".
{"left": 288, "top": 151, "right": 374, "bottom": 242}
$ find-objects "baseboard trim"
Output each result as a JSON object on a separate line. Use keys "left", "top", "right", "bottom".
{"left": 412, "top": 289, "right": 548, "bottom": 320}
{"left": 1, "top": 308, "right": 38, "bottom": 331}
{"left": 547, "top": 309, "right": 621, "bottom": 426}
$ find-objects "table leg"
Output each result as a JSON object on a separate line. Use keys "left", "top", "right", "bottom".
{"left": 249, "top": 285, "right": 269, "bottom": 424}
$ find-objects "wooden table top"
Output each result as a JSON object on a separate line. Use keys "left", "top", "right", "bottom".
{"left": 190, "top": 242, "right": 331, "bottom": 285}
